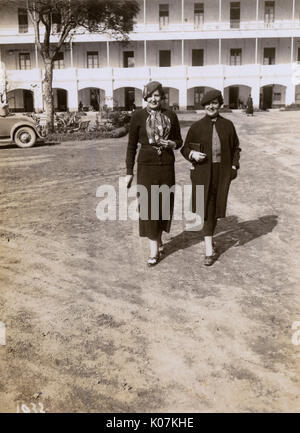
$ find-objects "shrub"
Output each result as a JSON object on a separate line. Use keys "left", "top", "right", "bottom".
{"left": 108, "top": 111, "right": 131, "bottom": 127}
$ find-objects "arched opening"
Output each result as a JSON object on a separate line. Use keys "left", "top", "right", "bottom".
{"left": 162, "top": 87, "right": 179, "bottom": 109}
{"left": 7, "top": 89, "right": 34, "bottom": 113}
{"left": 187, "top": 86, "right": 218, "bottom": 110}
{"left": 224, "top": 85, "right": 252, "bottom": 109}
{"left": 113, "top": 87, "right": 142, "bottom": 110}
{"left": 260, "top": 84, "right": 286, "bottom": 109}
{"left": 53, "top": 88, "right": 68, "bottom": 112}
{"left": 78, "top": 87, "right": 105, "bottom": 112}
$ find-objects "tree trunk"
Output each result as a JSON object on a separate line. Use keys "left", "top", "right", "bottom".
{"left": 43, "top": 60, "right": 54, "bottom": 132}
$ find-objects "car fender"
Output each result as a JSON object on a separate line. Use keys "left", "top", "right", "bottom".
{"left": 11, "top": 121, "right": 43, "bottom": 140}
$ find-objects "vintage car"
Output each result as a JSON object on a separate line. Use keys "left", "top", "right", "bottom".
{"left": 0, "top": 106, "right": 44, "bottom": 148}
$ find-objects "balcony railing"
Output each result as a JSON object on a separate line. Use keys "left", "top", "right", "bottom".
{"left": 5, "top": 64, "right": 295, "bottom": 89}
{"left": 133, "top": 19, "right": 299, "bottom": 33}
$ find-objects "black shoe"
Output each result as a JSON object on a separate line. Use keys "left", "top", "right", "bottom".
{"left": 147, "top": 254, "right": 160, "bottom": 267}
{"left": 204, "top": 255, "right": 215, "bottom": 266}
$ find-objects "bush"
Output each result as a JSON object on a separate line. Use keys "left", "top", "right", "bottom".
{"left": 282, "top": 104, "right": 300, "bottom": 111}
{"left": 46, "top": 126, "right": 128, "bottom": 143}
{"left": 107, "top": 111, "right": 131, "bottom": 127}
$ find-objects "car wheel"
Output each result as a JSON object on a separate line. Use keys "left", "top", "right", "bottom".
{"left": 14, "top": 127, "right": 37, "bottom": 148}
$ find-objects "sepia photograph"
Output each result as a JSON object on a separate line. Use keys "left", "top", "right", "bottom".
{"left": 0, "top": 0, "right": 299, "bottom": 416}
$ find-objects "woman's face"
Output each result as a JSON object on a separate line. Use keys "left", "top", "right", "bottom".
{"left": 146, "top": 90, "right": 162, "bottom": 110}
{"left": 204, "top": 98, "right": 220, "bottom": 117}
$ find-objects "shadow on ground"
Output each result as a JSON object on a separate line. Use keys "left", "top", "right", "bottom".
{"left": 163, "top": 214, "right": 278, "bottom": 259}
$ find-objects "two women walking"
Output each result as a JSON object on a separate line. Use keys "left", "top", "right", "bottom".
{"left": 126, "top": 82, "right": 241, "bottom": 267}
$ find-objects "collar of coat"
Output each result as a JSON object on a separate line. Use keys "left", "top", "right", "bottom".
{"left": 205, "top": 114, "right": 220, "bottom": 123}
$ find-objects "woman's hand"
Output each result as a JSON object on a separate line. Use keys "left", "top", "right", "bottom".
{"left": 160, "top": 139, "right": 176, "bottom": 150}
{"left": 230, "top": 166, "right": 238, "bottom": 180}
{"left": 126, "top": 174, "right": 133, "bottom": 188}
{"left": 190, "top": 151, "right": 206, "bottom": 162}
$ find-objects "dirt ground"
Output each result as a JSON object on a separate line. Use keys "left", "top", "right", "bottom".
{"left": 0, "top": 111, "right": 299, "bottom": 413}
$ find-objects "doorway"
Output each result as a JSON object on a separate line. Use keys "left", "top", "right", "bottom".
{"left": 262, "top": 86, "right": 273, "bottom": 109}
{"left": 56, "top": 89, "right": 67, "bottom": 111}
{"left": 125, "top": 88, "right": 135, "bottom": 110}
{"left": 159, "top": 50, "right": 171, "bottom": 67}
{"left": 24, "top": 90, "right": 34, "bottom": 112}
{"left": 123, "top": 51, "right": 135, "bottom": 68}
{"left": 229, "top": 86, "right": 239, "bottom": 109}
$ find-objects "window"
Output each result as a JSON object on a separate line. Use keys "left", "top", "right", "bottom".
{"left": 159, "top": 4, "right": 169, "bottom": 29}
{"left": 273, "top": 92, "right": 281, "bottom": 101}
{"left": 264, "top": 1, "right": 275, "bottom": 26}
{"left": 159, "top": 50, "right": 171, "bottom": 67}
{"left": 230, "top": 2, "right": 240, "bottom": 29}
{"left": 194, "top": 3, "right": 204, "bottom": 28}
{"left": 194, "top": 87, "right": 204, "bottom": 107}
{"left": 123, "top": 51, "right": 135, "bottom": 68}
{"left": 18, "top": 8, "right": 28, "bottom": 33}
{"left": 53, "top": 52, "right": 64, "bottom": 69}
{"left": 52, "top": 12, "right": 62, "bottom": 33}
{"left": 87, "top": 51, "right": 99, "bottom": 68}
{"left": 263, "top": 47, "right": 275, "bottom": 64}
{"left": 192, "top": 49, "right": 204, "bottom": 66}
{"left": 230, "top": 48, "right": 242, "bottom": 65}
{"left": 19, "top": 53, "right": 31, "bottom": 70}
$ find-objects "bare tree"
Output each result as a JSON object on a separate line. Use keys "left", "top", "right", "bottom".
{"left": 3, "top": 0, "right": 139, "bottom": 130}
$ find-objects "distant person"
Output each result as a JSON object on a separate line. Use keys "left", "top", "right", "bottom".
{"left": 246, "top": 95, "right": 254, "bottom": 116}
{"left": 181, "top": 89, "right": 241, "bottom": 266}
{"left": 126, "top": 81, "right": 183, "bottom": 266}
{"left": 78, "top": 101, "right": 83, "bottom": 112}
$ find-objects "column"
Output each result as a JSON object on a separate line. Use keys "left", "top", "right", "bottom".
{"left": 33, "top": 85, "right": 43, "bottom": 112}
{"left": 106, "top": 81, "right": 114, "bottom": 109}
{"left": 181, "top": 0, "right": 184, "bottom": 24}
{"left": 144, "top": 40, "right": 147, "bottom": 66}
{"left": 251, "top": 81, "right": 260, "bottom": 108}
{"left": 255, "top": 38, "right": 258, "bottom": 64}
{"left": 292, "top": 0, "right": 295, "bottom": 22}
{"left": 256, "top": 0, "right": 259, "bottom": 22}
{"left": 218, "top": 39, "right": 222, "bottom": 64}
{"left": 179, "top": 86, "right": 187, "bottom": 110}
{"left": 286, "top": 82, "right": 295, "bottom": 105}
{"left": 70, "top": 40, "right": 73, "bottom": 68}
{"left": 68, "top": 82, "right": 79, "bottom": 111}
{"left": 144, "top": 0, "right": 146, "bottom": 25}
{"left": 219, "top": 0, "right": 222, "bottom": 23}
{"left": 291, "top": 37, "right": 294, "bottom": 63}
{"left": 182, "top": 40, "right": 184, "bottom": 65}
{"left": 35, "top": 44, "right": 39, "bottom": 68}
{"left": 106, "top": 41, "right": 110, "bottom": 67}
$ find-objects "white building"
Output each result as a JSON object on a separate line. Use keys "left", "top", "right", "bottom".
{"left": 0, "top": 0, "right": 300, "bottom": 112}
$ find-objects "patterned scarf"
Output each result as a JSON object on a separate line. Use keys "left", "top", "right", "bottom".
{"left": 146, "top": 108, "right": 171, "bottom": 155}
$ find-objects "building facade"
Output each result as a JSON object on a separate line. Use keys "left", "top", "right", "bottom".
{"left": 0, "top": 0, "right": 300, "bottom": 112}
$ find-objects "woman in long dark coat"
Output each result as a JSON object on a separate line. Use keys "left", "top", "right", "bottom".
{"left": 246, "top": 94, "right": 254, "bottom": 116}
{"left": 181, "top": 89, "right": 241, "bottom": 266}
{"left": 126, "top": 81, "right": 183, "bottom": 266}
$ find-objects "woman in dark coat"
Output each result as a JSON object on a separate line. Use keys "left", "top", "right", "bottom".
{"left": 246, "top": 94, "right": 254, "bottom": 116}
{"left": 126, "top": 81, "right": 183, "bottom": 266}
{"left": 181, "top": 89, "right": 241, "bottom": 266}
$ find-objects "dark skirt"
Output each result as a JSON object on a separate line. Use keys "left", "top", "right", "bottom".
{"left": 137, "top": 164, "right": 175, "bottom": 240}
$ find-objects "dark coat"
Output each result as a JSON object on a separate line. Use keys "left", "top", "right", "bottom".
{"left": 126, "top": 107, "right": 183, "bottom": 175}
{"left": 181, "top": 114, "right": 241, "bottom": 218}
